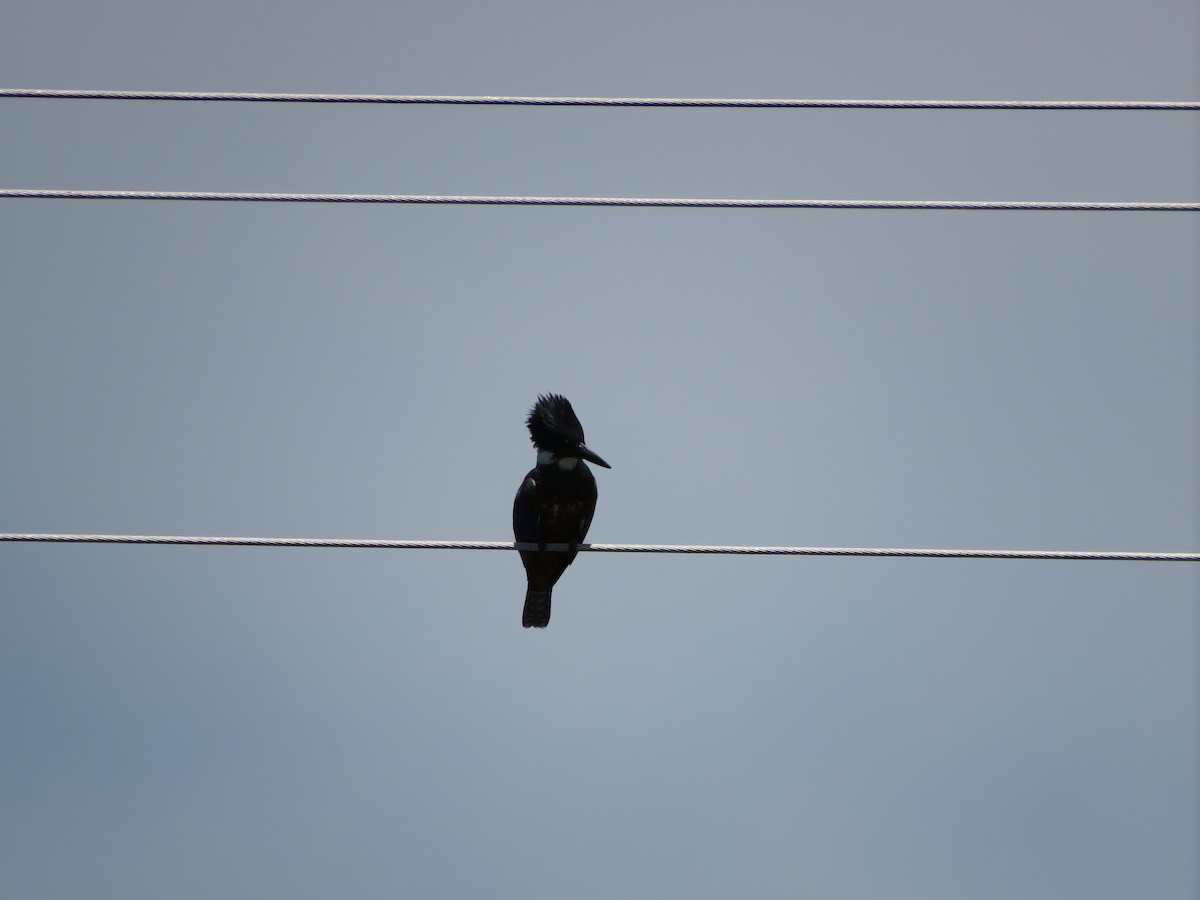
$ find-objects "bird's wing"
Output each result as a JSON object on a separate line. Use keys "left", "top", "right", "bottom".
{"left": 512, "top": 469, "right": 541, "bottom": 543}
{"left": 577, "top": 505, "right": 594, "bottom": 543}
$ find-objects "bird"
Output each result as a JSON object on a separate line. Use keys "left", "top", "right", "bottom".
{"left": 513, "top": 393, "right": 611, "bottom": 628}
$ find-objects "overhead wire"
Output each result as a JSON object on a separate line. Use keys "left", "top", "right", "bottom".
{"left": 2, "top": 90, "right": 1195, "bottom": 554}
{"left": 1, "top": 534, "right": 1196, "bottom": 561}
{"left": 5, "top": 89, "right": 1196, "bottom": 210}
{"left": 2, "top": 190, "right": 1196, "bottom": 211}
{"left": 3, "top": 89, "right": 1199, "bottom": 109}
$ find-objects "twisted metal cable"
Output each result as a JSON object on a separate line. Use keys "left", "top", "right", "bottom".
{"left": 3, "top": 89, "right": 1198, "bottom": 110}
{"left": 2, "top": 189, "right": 1196, "bottom": 211}
{"left": 2, "top": 534, "right": 1196, "bottom": 561}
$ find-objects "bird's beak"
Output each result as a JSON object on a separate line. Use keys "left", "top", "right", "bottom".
{"left": 578, "top": 443, "right": 611, "bottom": 468}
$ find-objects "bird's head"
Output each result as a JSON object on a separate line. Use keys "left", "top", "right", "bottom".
{"left": 526, "top": 393, "right": 611, "bottom": 469}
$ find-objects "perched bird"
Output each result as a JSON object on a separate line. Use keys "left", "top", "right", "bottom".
{"left": 513, "top": 394, "right": 611, "bottom": 628}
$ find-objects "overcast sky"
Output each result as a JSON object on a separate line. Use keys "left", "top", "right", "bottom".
{"left": 2, "top": 1, "right": 1198, "bottom": 898}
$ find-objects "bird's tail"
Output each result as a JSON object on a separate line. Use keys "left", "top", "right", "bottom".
{"left": 522, "top": 588, "right": 552, "bottom": 629}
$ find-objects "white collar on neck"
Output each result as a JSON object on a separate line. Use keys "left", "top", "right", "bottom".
{"left": 537, "top": 450, "right": 580, "bottom": 469}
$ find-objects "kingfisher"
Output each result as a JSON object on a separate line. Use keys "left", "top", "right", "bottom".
{"left": 513, "top": 393, "right": 611, "bottom": 628}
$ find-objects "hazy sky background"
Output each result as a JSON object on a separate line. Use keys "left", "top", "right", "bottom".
{"left": 2, "top": 1, "right": 1198, "bottom": 898}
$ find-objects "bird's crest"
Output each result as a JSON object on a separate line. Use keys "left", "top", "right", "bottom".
{"left": 526, "top": 393, "right": 586, "bottom": 449}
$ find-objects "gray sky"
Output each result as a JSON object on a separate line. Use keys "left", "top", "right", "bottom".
{"left": 2, "top": 1, "right": 1198, "bottom": 898}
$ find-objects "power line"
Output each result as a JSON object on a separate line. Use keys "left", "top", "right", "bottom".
{"left": 2, "top": 189, "right": 1196, "bottom": 211}
{"left": 3, "top": 89, "right": 1198, "bottom": 110}
{"left": 2, "top": 533, "right": 1197, "bottom": 561}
